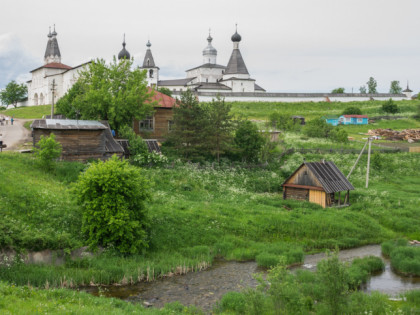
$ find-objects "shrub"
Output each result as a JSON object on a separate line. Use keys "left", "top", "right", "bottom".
{"left": 118, "top": 125, "right": 148, "bottom": 156}
{"left": 382, "top": 99, "right": 399, "bottom": 115}
{"left": 74, "top": 155, "right": 151, "bottom": 254}
{"left": 303, "top": 118, "right": 332, "bottom": 138}
{"left": 216, "top": 291, "right": 247, "bottom": 314}
{"left": 33, "top": 133, "right": 62, "bottom": 170}
{"left": 131, "top": 151, "right": 168, "bottom": 167}
{"left": 342, "top": 106, "right": 362, "bottom": 115}
{"left": 330, "top": 128, "right": 349, "bottom": 143}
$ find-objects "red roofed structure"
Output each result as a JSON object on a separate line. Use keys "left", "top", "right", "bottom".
{"left": 342, "top": 115, "right": 368, "bottom": 118}
{"left": 134, "top": 89, "right": 177, "bottom": 140}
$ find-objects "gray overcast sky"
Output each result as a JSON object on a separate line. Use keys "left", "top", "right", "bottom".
{"left": 1, "top": 0, "right": 419, "bottom": 93}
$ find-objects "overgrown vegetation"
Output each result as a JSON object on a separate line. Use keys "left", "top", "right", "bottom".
{"left": 33, "top": 133, "right": 62, "bottom": 170}
{"left": 381, "top": 239, "right": 420, "bottom": 276}
{"left": 215, "top": 253, "right": 414, "bottom": 315}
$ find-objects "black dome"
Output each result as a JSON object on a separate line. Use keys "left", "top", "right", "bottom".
{"left": 231, "top": 31, "right": 241, "bottom": 42}
{"left": 118, "top": 43, "right": 130, "bottom": 60}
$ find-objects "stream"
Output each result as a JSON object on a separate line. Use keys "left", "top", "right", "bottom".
{"left": 83, "top": 245, "right": 420, "bottom": 312}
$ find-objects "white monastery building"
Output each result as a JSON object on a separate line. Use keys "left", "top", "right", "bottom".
{"left": 25, "top": 26, "right": 411, "bottom": 106}
{"left": 27, "top": 26, "right": 89, "bottom": 107}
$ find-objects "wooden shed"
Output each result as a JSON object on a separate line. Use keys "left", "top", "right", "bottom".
{"left": 31, "top": 119, "right": 124, "bottom": 161}
{"left": 282, "top": 161, "right": 354, "bottom": 208}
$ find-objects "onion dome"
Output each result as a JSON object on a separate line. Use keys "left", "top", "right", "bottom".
{"left": 118, "top": 34, "right": 130, "bottom": 60}
{"left": 146, "top": 40, "right": 151, "bottom": 48}
{"left": 47, "top": 27, "right": 52, "bottom": 38}
{"left": 231, "top": 25, "right": 242, "bottom": 42}
{"left": 203, "top": 32, "right": 217, "bottom": 55}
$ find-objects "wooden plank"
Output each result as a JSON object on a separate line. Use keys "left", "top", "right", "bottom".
{"left": 283, "top": 184, "right": 324, "bottom": 191}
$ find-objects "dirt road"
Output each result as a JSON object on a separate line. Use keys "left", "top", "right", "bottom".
{"left": 0, "top": 117, "right": 32, "bottom": 151}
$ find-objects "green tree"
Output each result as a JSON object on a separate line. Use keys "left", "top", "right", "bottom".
{"left": 234, "top": 120, "right": 265, "bottom": 163}
{"left": 317, "top": 251, "right": 350, "bottom": 315}
{"left": 331, "top": 87, "right": 345, "bottom": 94}
{"left": 367, "top": 77, "right": 377, "bottom": 94}
{"left": 202, "top": 96, "right": 235, "bottom": 163}
{"left": 74, "top": 155, "right": 150, "bottom": 254}
{"left": 269, "top": 113, "right": 301, "bottom": 132}
{"left": 56, "top": 58, "right": 153, "bottom": 131}
{"left": 382, "top": 98, "right": 399, "bottom": 115}
{"left": 303, "top": 118, "right": 332, "bottom": 138}
{"left": 0, "top": 80, "right": 27, "bottom": 108}
{"left": 157, "top": 87, "right": 172, "bottom": 97}
{"left": 33, "top": 133, "right": 62, "bottom": 170}
{"left": 342, "top": 107, "right": 362, "bottom": 115}
{"left": 167, "top": 89, "right": 206, "bottom": 160}
{"left": 389, "top": 80, "right": 402, "bottom": 94}
{"left": 359, "top": 85, "right": 367, "bottom": 94}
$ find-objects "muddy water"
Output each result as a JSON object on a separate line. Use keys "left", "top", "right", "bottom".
{"left": 83, "top": 245, "right": 420, "bottom": 312}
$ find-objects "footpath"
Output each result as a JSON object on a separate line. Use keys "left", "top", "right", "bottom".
{"left": 0, "top": 116, "right": 31, "bottom": 151}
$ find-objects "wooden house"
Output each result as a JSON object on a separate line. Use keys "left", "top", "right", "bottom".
{"left": 282, "top": 161, "right": 354, "bottom": 208}
{"left": 31, "top": 119, "right": 124, "bottom": 161}
{"left": 133, "top": 90, "right": 177, "bottom": 141}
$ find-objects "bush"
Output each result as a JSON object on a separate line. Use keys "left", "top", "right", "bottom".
{"left": 216, "top": 291, "right": 247, "bottom": 314}
{"left": 131, "top": 151, "right": 168, "bottom": 167}
{"left": 33, "top": 133, "right": 62, "bottom": 170}
{"left": 303, "top": 118, "right": 332, "bottom": 138}
{"left": 342, "top": 106, "right": 362, "bottom": 115}
{"left": 382, "top": 99, "right": 399, "bottom": 115}
{"left": 330, "top": 128, "right": 349, "bottom": 143}
{"left": 118, "top": 125, "right": 148, "bottom": 156}
{"left": 74, "top": 155, "right": 151, "bottom": 254}
{"left": 256, "top": 252, "right": 281, "bottom": 268}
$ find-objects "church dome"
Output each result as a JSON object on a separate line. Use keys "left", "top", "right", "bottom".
{"left": 203, "top": 34, "right": 217, "bottom": 56}
{"left": 231, "top": 31, "right": 241, "bottom": 42}
{"left": 118, "top": 35, "right": 130, "bottom": 60}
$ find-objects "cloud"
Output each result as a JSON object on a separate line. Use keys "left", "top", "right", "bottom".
{"left": 0, "top": 33, "right": 38, "bottom": 89}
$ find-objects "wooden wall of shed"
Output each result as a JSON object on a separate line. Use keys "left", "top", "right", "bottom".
{"left": 284, "top": 187, "right": 309, "bottom": 201}
{"left": 134, "top": 108, "right": 173, "bottom": 141}
{"left": 309, "top": 190, "right": 326, "bottom": 208}
{"left": 32, "top": 129, "right": 106, "bottom": 160}
{"left": 286, "top": 165, "right": 322, "bottom": 187}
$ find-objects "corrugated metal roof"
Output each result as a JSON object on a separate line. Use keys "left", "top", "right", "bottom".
{"left": 31, "top": 119, "right": 107, "bottom": 130}
{"left": 305, "top": 161, "right": 354, "bottom": 193}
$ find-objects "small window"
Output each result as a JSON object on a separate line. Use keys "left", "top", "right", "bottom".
{"left": 139, "top": 116, "right": 154, "bottom": 131}
{"left": 168, "top": 120, "right": 174, "bottom": 131}
{"left": 357, "top": 118, "right": 363, "bottom": 123}
{"left": 206, "top": 78, "right": 208, "bottom": 83}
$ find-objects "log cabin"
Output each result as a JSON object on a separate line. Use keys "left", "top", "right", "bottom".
{"left": 133, "top": 90, "right": 177, "bottom": 141}
{"left": 282, "top": 160, "right": 354, "bottom": 208}
{"left": 31, "top": 119, "right": 124, "bottom": 161}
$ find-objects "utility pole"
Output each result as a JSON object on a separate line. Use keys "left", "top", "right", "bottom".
{"left": 366, "top": 137, "right": 372, "bottom": 188}
{"left": 51, "top": 79, "right": 56, "bottom": 119}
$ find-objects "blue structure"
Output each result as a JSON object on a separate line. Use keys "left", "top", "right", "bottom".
{"left": 324, "top": 115, "right": 368, "bottom": 126}
{"left": 338, "top": 115, "right": 368, "bottom": 125}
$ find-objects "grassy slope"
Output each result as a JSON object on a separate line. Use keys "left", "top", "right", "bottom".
{"left": 1, "top": 150, "right": 420, "bottom": 288}
{"left": 0, "top": 104, "right": 51, "bottom": 119}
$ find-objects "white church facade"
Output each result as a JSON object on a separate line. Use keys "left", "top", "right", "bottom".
{"left": 27, "top": 27, "right": 89, "bottom": 107}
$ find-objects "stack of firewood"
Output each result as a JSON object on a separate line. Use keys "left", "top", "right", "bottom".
{"left": 367, "top": 129, "right": 420, "bottom": 142}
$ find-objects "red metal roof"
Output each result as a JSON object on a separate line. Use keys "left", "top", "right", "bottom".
{"left": 30, "top": 63, "right": 73, "bottom": 72}
{"left": 147, "top": 89, "right": 176, "bottom": 108}
{"left": 342, "top": 115, "right": 368, "bottom": 118}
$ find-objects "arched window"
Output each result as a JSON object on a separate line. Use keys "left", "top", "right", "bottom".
{"left": 147, "top": 59, "right": 150, "bottom": 67}
{"left": 39, "top": 93, "right": 44, "bottom": 105}
{"left": 149, "top": 69, "right": 154, "bottom": 78}
{"left": 34, "top": 93, "right": 38, "bottom": 106}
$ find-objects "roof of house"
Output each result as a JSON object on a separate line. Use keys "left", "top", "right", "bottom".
{"left": 342, "top": 115, "right": 368, "bottom": 118}
{"left": 255, "top": 83, "right": 266, "bottom": 91}
{"left": 194, "top": 82, "right": 232, "bottom": 91}
{"left": 158, "top": 78, "right": 195, "bottom": 86}
{"left": 142, "top": 42, "right": 156, "bottom": 68}
{"left": 282, "top": 161, "right": 354, "bottom": 193}
{"left": 30, "top": 62, "right": 73, "bottom": 73}
{"left": 31, "top": 119, "right": 108, "bottom": 130}
{"left": 323, "top": 115, "right": 339, "bottom": 119}
{"left": 186, "top": 63, "right": 226, "bottom": 72}
{"left": 147, "top": 89, "right": 177, "bottom": 108}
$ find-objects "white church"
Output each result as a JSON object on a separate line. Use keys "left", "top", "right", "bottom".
{"left": 26, "top": 26, "right": 411, "bottom": 106}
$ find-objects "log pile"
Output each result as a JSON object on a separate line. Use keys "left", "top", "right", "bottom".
{"left": 367, "top": 129, "right": 420, "bottom": 142}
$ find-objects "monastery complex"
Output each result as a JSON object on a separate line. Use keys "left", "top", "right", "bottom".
{"left": 25, "top": 26, "right": 412, "bottom": 107}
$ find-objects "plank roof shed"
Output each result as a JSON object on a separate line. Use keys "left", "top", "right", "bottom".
{"left": 282, "top": 161, "right": 354, "bottom": 207}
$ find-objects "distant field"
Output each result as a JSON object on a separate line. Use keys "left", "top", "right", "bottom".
{"left": 228, "top": 100, "right": 419, "bottom": 121}
{"left": 0, "top": 105, "right": 51, "bottom": 119}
